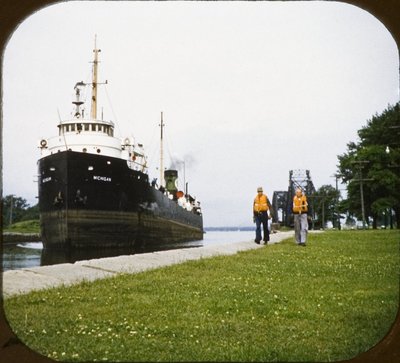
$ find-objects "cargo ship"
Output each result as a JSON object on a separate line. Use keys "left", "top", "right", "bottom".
{"left": 37, "top": 42, "right": 203, "bottom": 250}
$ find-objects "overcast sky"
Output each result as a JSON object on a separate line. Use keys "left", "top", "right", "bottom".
{"left": 2, "top": 1, "right": 399, "bottom": 227}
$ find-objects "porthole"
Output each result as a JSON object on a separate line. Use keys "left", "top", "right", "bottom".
{"left": 83, "top": 148, "right": 87, "bottom": 153}
{"left": 88, "top": 166, "right": 94, "bottom": 171}
{"left": 97, "top": 148, "right": 101, "bottom": 153}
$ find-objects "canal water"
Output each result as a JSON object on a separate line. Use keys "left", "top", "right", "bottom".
{"left": 2, "top": 230, "right": 256, "bottom": 271}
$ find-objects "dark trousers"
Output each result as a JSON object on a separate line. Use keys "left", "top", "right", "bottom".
{"left": 255, "top": 212, "right": 269, "bottom": 242}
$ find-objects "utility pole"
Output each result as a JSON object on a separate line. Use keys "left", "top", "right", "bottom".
{"left": 351, "top": 161, "right": 373, "bottom": 229}
{"left": 331, "top": 173, "right": 343, "bottom": 230}
{"left": 9, "top": 194, "right": 13, "bottom": 226}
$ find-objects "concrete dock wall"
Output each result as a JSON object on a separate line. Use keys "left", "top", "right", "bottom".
{"left": 3, "top": 231, "right": 295, "bottom": 297}
{"left": 3, "top": 233, "right": 41, "bottom": 244}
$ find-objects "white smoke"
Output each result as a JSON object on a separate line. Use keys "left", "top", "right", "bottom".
{"left": 169, "top": 154, "right": 197, "bottom": 171}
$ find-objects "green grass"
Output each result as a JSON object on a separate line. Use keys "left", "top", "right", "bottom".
{"left": 3, "top": 230, "right": 399, "bottom": 362}
{"left": 3, "top": 219, "right": 40, "bottom": 234}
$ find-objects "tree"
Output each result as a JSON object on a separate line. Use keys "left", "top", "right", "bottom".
{"left": 337, "top": 103, "right": 400, "bottom": 228}
{"left": 1, "top": 195, "right": 38, "bottom": 226}
{"left": 309, "top": 185, "right": 340, "bottom": 228}
{"left": 21, "top": 203, "right": 40, "bottom": 222}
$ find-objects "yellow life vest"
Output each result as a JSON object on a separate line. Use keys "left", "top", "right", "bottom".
{"left": 293, "top": 195, "right": 308, "bottom": 213}
{"left": 254, "top": 194, "right": 269, "bottom": 213}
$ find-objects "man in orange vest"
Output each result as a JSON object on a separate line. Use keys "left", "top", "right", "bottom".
{"left": 253, "top": 187, "right": 272, "bottom": 244}
{"left": 292, "top": 188, "right": 308, "bottom": 246}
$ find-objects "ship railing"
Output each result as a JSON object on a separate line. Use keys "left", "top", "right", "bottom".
{"left": 126, "top": 159, "right": 147, "bottom": 172}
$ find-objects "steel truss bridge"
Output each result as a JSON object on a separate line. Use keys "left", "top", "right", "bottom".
{"left": 272, "top": 169, "right": 316, "bottom": 227}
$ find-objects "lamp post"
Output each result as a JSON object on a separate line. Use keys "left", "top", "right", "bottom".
{"left": 384, "top": 145, "right": 397, "bottom": 228}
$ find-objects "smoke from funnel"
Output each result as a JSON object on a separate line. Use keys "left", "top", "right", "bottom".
{"left": 169, "top": 154, "right": 197, "bottom": 171}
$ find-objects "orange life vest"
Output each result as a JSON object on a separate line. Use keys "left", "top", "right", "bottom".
{"left": 293, "top": 194, "right": 308, "bottom": 213}
{"left": 254, "top": 194, "right": 269, "bottom": 213}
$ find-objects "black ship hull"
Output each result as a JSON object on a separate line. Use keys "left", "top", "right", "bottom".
{"left": 38, "top": 151, "right": 203, "bottom": 249}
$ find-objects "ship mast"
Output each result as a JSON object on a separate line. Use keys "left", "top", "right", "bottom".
{"left": 160, "top": 112, "right": 165, "bottom": 187}
{"left": 91, "top": 36, "right": 101, "bottom": 120}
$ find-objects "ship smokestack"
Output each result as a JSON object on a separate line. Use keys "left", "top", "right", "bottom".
{"left": 164, "top": 170, "right": 178, "bottom": 197}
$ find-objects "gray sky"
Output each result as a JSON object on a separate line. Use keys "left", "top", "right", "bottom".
{"left": 2, "top": 1, "right": 399, "bottom": 227}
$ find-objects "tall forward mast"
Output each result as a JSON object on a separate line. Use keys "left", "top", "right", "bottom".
{"left": 91, "top": 36, "right": 101, "bottom": 120}
{"left": 159, "top": 112, "right": 165, "bottom": 187}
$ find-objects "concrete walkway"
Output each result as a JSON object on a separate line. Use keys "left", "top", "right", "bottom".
{"left": 2, "top": 231, "right": 294, "bottom": 297}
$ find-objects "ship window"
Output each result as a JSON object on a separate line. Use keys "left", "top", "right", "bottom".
{"left": 66, "top": 125, "right": 70, "bottom": 132}
{"left": 49, "top": 167, "right": 56, "bottom": 171}
{"left": 110, "top": 128, "right": 114, "bottom": 137}
{"left": 71, "top": 124, "right": 75, "bottom": 131}
{"left": 107, "top": 161, "right": 111, "bottom": 165}
{"left": 97, "top": 125, "right": 102, "bottom": 132}
{"left": 88, "top": 166, "right": 94, "bottom": 171}
{"left": 83, "top": 148, "right": 87, "bottom": 153}
{"left": 84, "top": 124, "right": 89, "bottom": 131}
{"left": 104, "top": 126, "right": 108, "bottom": 134}
{"left": 97, "top": 148, "right": 101, "bottom": 153}
{"left": 91, "top": 124, "right": 96, "bottom": 131}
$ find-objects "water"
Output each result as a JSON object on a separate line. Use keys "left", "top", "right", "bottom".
{"left": 2, "top": 230, "right": 256, "bottom": 271}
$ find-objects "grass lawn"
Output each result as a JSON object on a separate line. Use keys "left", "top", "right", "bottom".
{"left": 3, "top": 220, "right": 40, "bottom": 234}
{"left": 3, "top": 230, "right": 399, "bottom": 362}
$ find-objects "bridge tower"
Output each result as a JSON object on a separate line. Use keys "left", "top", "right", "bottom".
{"left": 272, "top": 169, "right": 316, "bottom": 227}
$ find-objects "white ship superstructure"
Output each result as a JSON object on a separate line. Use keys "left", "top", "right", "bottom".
{"left": 39, "top": 42, "right": 147, "bottom": 172}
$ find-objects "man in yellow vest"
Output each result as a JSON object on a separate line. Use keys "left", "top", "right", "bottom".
{"left": 292, "top": 188, "right": 308, "bottom": 246}
{"left": 253, "top": 187, "right": 272, "bottom": 244}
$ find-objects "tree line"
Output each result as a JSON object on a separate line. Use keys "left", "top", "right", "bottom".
{"left": 2, "top": 195, "right": 39, "bottom": 226}
{"left": 337, "top": 102, "right": 399, "bottom": 229}
{"left": 312, "top": 102, "right": 399, "bottom": 229}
